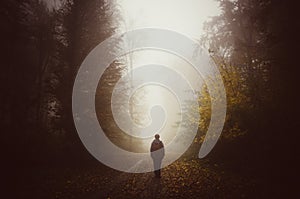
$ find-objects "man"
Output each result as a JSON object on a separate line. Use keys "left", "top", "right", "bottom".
{"left": 150, "top": 134, "right": 165, "bottom": 178}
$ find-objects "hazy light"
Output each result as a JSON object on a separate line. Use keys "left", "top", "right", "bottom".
{"left": 117, "top": 0, "right": 221, "bottom": 39}
{"left": 115, "top": 50, "right": 202, "bottom": 149}
{"left": 115, "top": 1, "right": 221, "bottom": 151}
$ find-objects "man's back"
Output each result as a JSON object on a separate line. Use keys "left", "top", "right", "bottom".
{"left": 150, "top": 138, "right": 165, "bottom": 160}
{"left": 151, "top": 139, "right": 163, "bottom": 152}
{"left": 150, "top": 134, "right": 164, "bottom": 178}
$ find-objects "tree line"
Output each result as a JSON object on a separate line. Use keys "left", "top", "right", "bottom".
{"left": 194, "top": 0, "right": 298, "bottom": 190}
{"left": 1, "top": 1, "right": 298, "bottom": 187}
{"left": 1, "top": 0, "right": 122, "bottom": 167}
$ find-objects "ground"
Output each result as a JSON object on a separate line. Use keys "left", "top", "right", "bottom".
{"left": 16, "top": 158, "right": 260, "bottom": 199}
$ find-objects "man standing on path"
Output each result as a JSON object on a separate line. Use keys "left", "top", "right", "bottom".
{"left": 150, "top": 134, "right": 165, "bottom": 178}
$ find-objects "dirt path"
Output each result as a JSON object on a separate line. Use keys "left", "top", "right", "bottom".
{"left": 17, "top": 158, "right": 259, "bottom": 199}
{"left": 80, "top": 159, "right": 258, "bottom": 199}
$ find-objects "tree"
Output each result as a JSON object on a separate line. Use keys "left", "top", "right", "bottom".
{"left": 0, "top": 0, "right": 122, "bottom": 166}
{"left": 199, "top": 0, "right": 298, "bottom": 194}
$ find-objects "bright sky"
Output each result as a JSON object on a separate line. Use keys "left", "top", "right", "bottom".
{"left": 117, "top": 0, "right": 221, "bottom": 39}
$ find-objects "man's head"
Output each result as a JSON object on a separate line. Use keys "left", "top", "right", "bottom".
{"left": 155, "top": 134, "right": 160, "bottom": 139}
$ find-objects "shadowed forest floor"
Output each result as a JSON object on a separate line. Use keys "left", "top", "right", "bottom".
{"left": 16, "top": 158, "right": 262, "bottom": 199}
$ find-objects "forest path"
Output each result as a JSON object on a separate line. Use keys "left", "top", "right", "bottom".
{"left": 83, "top": 158, "right": 258, "bottom": 199}
{"left": 18, "top": 158, "right": 259, "bottom": 199}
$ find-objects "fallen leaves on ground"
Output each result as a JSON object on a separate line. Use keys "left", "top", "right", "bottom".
{"left": 18, "top": 159, "right": 259, "bottom": 199}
